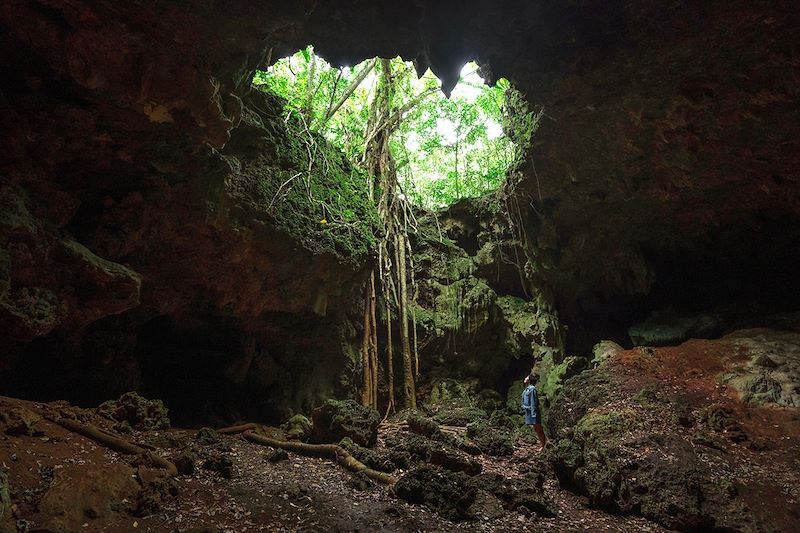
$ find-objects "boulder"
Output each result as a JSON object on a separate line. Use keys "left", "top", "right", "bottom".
{"left": 722, "top": 329, "right": 800, "bottom": 407}
{"left": 539, "top": 356, "right": 589, "bottom": 405}
{"left": 394, "top": 465, "right": 475, "bottom": 520}
{"left": 591, "top": 340, "right": 624, "bottom": 366}
{"left": 467, "top": 472, "right": 554, "bottom": 517}
{"left": 544, "top": 332, "right": 800, "bottom": 531}
{"left": 97, "top": 391, "right": 170, "bottom": 431}
{"left": 195, "top": 427, "right": 221, "bottom": 445}
{"left": 0, "top": 407, "right": 42, "bottom": 436}
{"left": 282, "top": 414, "right": 312, "bottom": 440}
{"left": 36, "top": 463, "right": 139, "bottom": 532}
{"left": 311, "top": 399, "right": 379, "bottom": 447}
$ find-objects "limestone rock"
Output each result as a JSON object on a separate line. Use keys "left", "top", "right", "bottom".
{"left": 97, "top": 391, "right": 170, "bottom": 431}
{"left": 394, "top": 465, "right": 475, "bottom": 520}
{"left": 591, "top": 340, "right": 624, "bottom": 366}
{"left": 311, "top": 399, "right": 379, "bottom": 447}
{"left": 546, "top": 329, "right": 800, "bottom": 531}
{"left": 36, "top": 463, "right": 139, "bottom": 532}
{"left": 281, "top": 414, "right": 312, "bottom": 441}
{"left": 0, "top": 407, "right": 42, "bottom": 436}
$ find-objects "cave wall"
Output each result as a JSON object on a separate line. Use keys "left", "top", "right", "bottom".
{"left": 410, "top": 197, "right": 561, "bottom": 395}
{"left": 512, "top": 1, "right": 800, "bottom": 349}
{"left": 2, "top": 0, "right": 799, "bottom": 417}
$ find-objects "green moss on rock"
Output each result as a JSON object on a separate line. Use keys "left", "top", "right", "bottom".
{"left": 394, "top": 465, "right": 475, "bottom": 520}
{"left": 231, "top": 90, "right": 379, "bottom": 266}
{"left": 97, "top": 391, "right": 170, "bottom": 432}
{"left": 539, "top": 356, "right": 589, "bottom": 404}
{"left": 310, "top": 399, "right": 379, "bottom": 447}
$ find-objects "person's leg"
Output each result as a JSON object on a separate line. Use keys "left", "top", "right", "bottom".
{"left": 533, "top": 423, "right": 547, "bottom": 449}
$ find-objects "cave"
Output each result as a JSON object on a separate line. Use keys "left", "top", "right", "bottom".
{"left": 1, "top": 1, "right": 799, "bottom": 531}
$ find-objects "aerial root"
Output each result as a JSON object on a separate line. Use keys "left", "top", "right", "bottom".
{"left": 46, "top": 415, "right": 177, "bottom": 476}
{"left": 217, "top": 423, "right": 396, "bottom": 485}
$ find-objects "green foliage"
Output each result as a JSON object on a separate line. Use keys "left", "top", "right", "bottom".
{"left": 253, "top": 47, "right": 532, "bottom": 210}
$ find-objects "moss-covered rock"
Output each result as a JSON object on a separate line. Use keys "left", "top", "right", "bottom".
{"left": 339, "top": 437, "right": 408, "bottom": 472}
{"left": 629, "top": 311, "right": 722, "bottom": 347}
{"left": 466, "top": 420, "right": 515, "bottom": 456}
{"left": 505, "top": 380, "right": 526, "bottom": 413}
{"left": 407, "top": 413, "right": 441, "bottom": 438}
{"left": 282, "top": 414, "right": 312, "bottom": 440}
{"left": 97, "top": 391, "right": 170, "bottom": 432}
{"left": 467, "top": 472, "right": 554, "bottom": 517}
{"left": 431, "top": 405, "right": 488, "bottom": 427}
{"left": 538, "top": 356, "right": 588, "bottom": 404}
{"left": 310, "top": 399, "right": 379, "bottom": 447}
{"left": 546, "top": 364, "right": 754, "bottom": 531}
{"left": 591, "top": 340, "right": 624, "bottom": 366}
{"left": 236, "top": 90, "right": 379, "bottom": 266}
{"left": 394, "top": 465, "right": 476, "bottom": 520}
{"left": 195, "top": 427, "right": 221, "bottom": 445}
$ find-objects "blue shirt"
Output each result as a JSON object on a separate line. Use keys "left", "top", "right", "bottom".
{"left": 521, "top": 384, "right": 540, "bottom": 424}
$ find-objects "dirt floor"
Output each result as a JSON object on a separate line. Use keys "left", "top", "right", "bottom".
{"left": 0, "top": 395, "right": 671, "bottom": 533}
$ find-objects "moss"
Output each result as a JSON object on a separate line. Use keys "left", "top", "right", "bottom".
{"left": 632, "top": 385, "right": 659, "bottom": 405}
{"left": 97, "top": 391, "right": 170, "bottom": 432}
{"left": 234, "top": 90, "right": 379, "bottom": 266}
{"left": 575, "top": 412, "right": 626, "bottom": 443}
{"left": 281, "top": 414, "right": 312, "bottom": 440}
{"left": 407, "top": 413, "right": 441, "bottom": 438}
{"left": 466, "top": 420, "right": 515, "bottom": 456}
{"left": 539, "top": 356, "right": 589, "bottom": 404}
{"left": 339, "top": 437, "right": 406, "bottom": 472}
{"left": 310, "top": 399, "right": 380, "bottom": 447}
{"left": 394, "top": 465, "right": 475, "bottom": 520}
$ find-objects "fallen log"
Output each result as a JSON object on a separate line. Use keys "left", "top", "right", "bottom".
{"left": 242, "top": 430, "right": 397, "bottom": 485}
{"left": 48, "top": 415, "right": 177, "bottom": 476}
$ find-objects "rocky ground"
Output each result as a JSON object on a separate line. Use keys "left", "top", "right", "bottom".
{"left": 2, "top": 327, "right": 799, "bottom": 533}
{"left": 1, "top": 395, "right": 668, "bottom": 533}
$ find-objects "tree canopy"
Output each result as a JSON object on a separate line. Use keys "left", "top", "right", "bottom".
{"left": 253, "top": 47, "right": 528, "bottom": 210}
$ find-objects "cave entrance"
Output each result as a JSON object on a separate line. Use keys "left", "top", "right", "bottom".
{"left": 253, "top": 46, "right": 533, "bottom": 210}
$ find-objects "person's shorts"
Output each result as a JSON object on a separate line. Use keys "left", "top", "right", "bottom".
{"left": 524, "top": 412, "right": 540, "bottom": 425}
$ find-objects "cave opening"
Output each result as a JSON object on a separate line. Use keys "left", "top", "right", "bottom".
{"left": 253, "top": 46, "right": 531, "bottom": 211}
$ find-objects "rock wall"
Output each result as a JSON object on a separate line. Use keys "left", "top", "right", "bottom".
{"left": 410, "top": 197, "right": 562, "bottom": 394}
{"left": 0, "top": 1, "right": 379, "bottom": 423}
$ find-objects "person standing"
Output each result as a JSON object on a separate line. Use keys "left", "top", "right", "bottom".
{"left": 521, "top": 373, "right": 547, "bottom": 449}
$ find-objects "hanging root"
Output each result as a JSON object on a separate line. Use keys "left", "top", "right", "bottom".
{"left": 225, "top": 428, "right": 396, "bottom": 485}
{"left": 47, "top": 415, "right": 177, "bottom": 476}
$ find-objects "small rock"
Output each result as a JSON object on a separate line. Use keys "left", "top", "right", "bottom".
{"left": 347, "top": 471, "right": 373, "bottom": 491}
{"left": 752, "top": 354, "right": 778, "bottom": 369}
{"left": 172, "top": 452, "right": 196, "bottom": 475}
{"left": 266, "top": 448, "right": 289, "bottom": 463}
{"left": 194, "top": 427, "right": 221, "bottom": 445}
{"left": 202, "top": 453, "right": 235, "bottom": 478}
